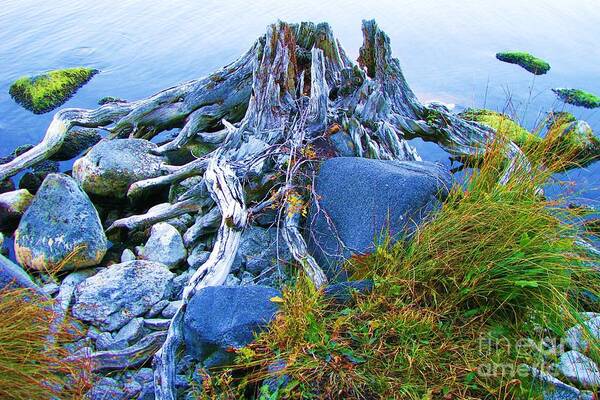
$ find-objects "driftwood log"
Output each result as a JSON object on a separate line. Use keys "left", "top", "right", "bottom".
{"left": 0, "top": 20, "right": 523, "bottom": 399}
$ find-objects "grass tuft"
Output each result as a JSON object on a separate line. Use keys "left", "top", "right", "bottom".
{"left": 9, "top": 67, "right": 98, "bottom": 114}
{"left": 0, "top": 287, "right": 92, "bottom": 400}
{"left": 496, "top": 52, "right": 551, "bottom": 75}
{"left": 202, "top": 136, "right": 599, "bottom": 399}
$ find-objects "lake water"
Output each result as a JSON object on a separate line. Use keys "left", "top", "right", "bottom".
{"left": 0, "top": 0, "right": 598, "bottom": 206}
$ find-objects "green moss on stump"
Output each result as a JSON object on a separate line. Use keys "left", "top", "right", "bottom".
{"left": 461, "top": 108, "right": 541, "bottom": 147}
{"left": 553, "top": 88, "right": 600, "bottom": 109}
{"left": 496, "top": 51, "right": 551, "bottom": 75}
{"left": 9, "top": 67, "right": 98, "bottom": 114}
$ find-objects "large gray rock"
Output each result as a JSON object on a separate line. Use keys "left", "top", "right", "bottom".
{"left": 73, "top": 139, "right": 166, "bottom": 198}
{"left": 0, "top": 189, "right": 33, "bottom": 230}
{"left": 139, "top": 223, "right": 186, "bottom": 268}
{"left": 14, "top": 174, "right": 107, "bottom": 272}
{"left": 556, "top": 351, "right": 600, "bottom": 389}
{"left": 183, "top": 285, "right": 281, "bottom": 366}
{"left": 565, "top": 316, "right": 600, "bottom": 353}
{"left": 307, "top": 157, "right": 451, "bottom": 278}
{"left": 72, "top": 260, "right": 174, "bottom": 331}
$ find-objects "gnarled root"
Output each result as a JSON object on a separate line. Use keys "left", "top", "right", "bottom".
{"left": 153, "top": 158, "right": 248, "bottom": 399}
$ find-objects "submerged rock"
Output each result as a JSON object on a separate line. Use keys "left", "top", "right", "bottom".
{"left": 14, "top": 173, "right": 107, "bottom": 272}
{"left": 183, "top": 285, "right": 281, "bottom": 366}
{"left": 307, "top": 157, "right": 451, "bottom": 278}
{"left": 139, "top": 222, "right": 186, "bottom": 268}
{"left": 72, "top": 260, "right": 174, "bottom": 331}
{"left": 9, "top": 67, "right": 98, "bottom": 114}
{"left": 496, "top": 51, "right": 550, "bottom": 75}
{"left": 556, "top": 351, "right": 600, "bottom": 389}
{"left": 18, "top": 160, "right": 59, "bottom": 195}
{"left": 0, "top": 189, "right": 33, "bottom": 231}
{"left": 50, "top": 127, "right": 102, "bottom": 161}
{"left": 73, "top": 139, "right": 166, "bottom": 198}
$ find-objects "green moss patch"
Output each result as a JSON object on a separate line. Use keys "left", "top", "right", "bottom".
{"left": 9, "top": 67, "right": 98, "bottom": 114}
{"left": 460, "top": 108, "right": 540, "bottom": 147}
{"left": 496, "top": 51, "right": 551, "bottom": 75}
{"left": 552, "top": 88, "right": 600, "bottom": 109}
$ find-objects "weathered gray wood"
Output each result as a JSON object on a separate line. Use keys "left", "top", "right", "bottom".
{"left": 88, "top": 331, "right": 167, "bottom": 372}
{"left": 153, "top": 159, "right": 248, "bottom": 400}
{"left": 107, "top": 199, "right": 202, "bottom": 232}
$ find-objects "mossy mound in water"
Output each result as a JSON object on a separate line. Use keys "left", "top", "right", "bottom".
{"left": 460, "top": 108, "right": 540, "bottom": 147}
{"left": 496, "top": 51, "right": 551, "bottom": 75}
{"left": 462, "top": 109, "right": 599, "bottom": 167}
{"left": 552, "top": 88, "right": 600, "bottom": 109}
{"left": 9, "top": 67, "right": 98, "bottom": 114}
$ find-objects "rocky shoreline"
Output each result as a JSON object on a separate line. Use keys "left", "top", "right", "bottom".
{"left": 0, "top": 20, "right": 598, "bottom": 400}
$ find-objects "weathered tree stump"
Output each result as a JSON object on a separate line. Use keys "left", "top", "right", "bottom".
{"left": 0, "top": 20, "right": 527, "bottom": 399}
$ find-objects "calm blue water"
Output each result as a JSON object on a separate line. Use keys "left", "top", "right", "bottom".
{"left": 0, "top": 0, "right": 598, "bottom": 205}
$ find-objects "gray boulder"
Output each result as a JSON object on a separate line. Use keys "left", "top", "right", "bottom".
{"left": 307, "top": 157, "right": 451, "bottom": 278}
{"left": 87, "top": 377, "right": 126, "bottom": 400}
{"left": 528, "top": 366, "right": 581, "bottom": 400}
{"left": 73, "top": 138, "right": 166, "bottom": 198}
{"left": 186, "top": 244, "right": 210, "bottom": 269}
{"left": 139, "top": 223, "right": 186, "bottom": 268}
{"left": 183, "top": 285, "right": 281, "bottom": 366}
{"left": 0, "top": 189, "right": 33, "bottom": 230}
{"left": 72, "top": 260, "right": 174, "bottom": 331}
{"left": 237, "top": 226, "right": 291, "bottom": 276}
{"left": 161, "top": 300, "right": 182, "bottom": 319}
{"left": 95, "top": 331, "right": 128, "bottom": 351}
{"left": 14, "top": 174, "right": 107, "bottom": 272}
{"left": 121, "top": 248, "right": 136, "bottom": 263}
{"left": 565, "top": 316, "right": 600, "bottom": 353}
{"left": 113, "top": 317, "right": 145, "bottom": 344}
{"left": 0, "top": 254, "right": 42, "bottom": 292}
{"left": 556, "top": 351, "right": 600, "bottom": 389}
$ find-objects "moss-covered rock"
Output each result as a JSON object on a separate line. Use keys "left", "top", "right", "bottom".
{"left": 552, "top": 88, "right": 600, "bottom": 109}
{"left": 496, "top": 51, "right": 550, "bottom": 75}
{"left": 460, "top": 108, "right": 541, "bottom": 147}
{"left": 9, "top": 67, "right": 98, "bottom": 114}
{"left": 545, "top": 113, "right": 600, "bottom": 166}
{"left": 462, "top": 109, "right": 599, "bottom": 167}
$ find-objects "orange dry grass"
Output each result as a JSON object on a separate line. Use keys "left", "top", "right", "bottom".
{"left": 0, "top": 287, "right": 92, "bottom": 400}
